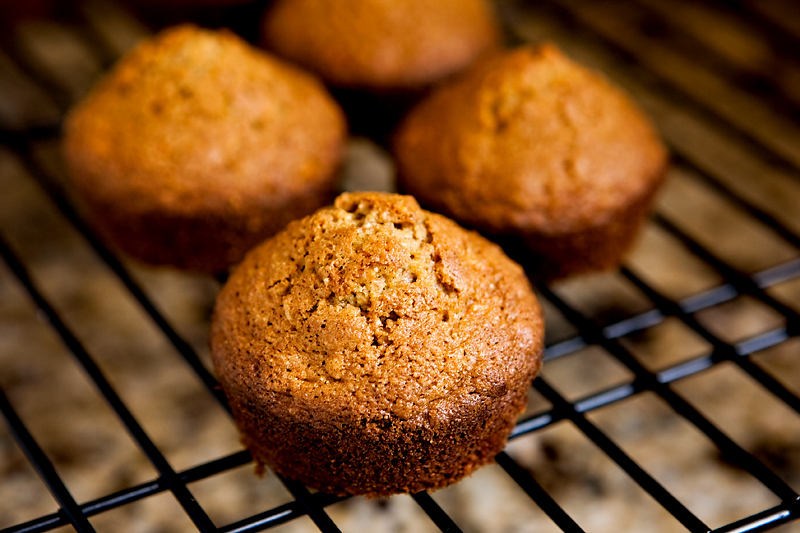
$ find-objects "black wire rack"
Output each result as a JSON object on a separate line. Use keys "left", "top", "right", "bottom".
{"left": 1, "top": 0, "right": 800, "bottom": 532}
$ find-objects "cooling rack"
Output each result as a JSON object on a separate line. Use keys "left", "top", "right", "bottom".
{"left": 1, "top": 0, "right": 799, "bottom": 531}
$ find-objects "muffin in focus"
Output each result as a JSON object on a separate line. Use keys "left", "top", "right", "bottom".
{"left": 63, "top": 24, "right": 347, "bottom": 273}
{"left": 393, "top": 45, "right": 668, "bottom": 280}
{"left": 261, "top": 0, "right": 502, "bottom": 93}
{"left": 210, "top": 192, "right": 544, "bottom": 497}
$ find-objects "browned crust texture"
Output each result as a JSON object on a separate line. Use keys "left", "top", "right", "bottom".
{"left": 261, "top": 0, "right": 502, "bottom": 92}
{"left": 393, "top": 44, "right": 668, "bottom": 280}
{"left": 210, "top": 192, "right": 544, "bottom": 496}
{"left": 63, "top": 24, "right": 347, "bottom": 273}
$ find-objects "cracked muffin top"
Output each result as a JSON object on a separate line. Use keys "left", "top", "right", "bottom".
{"left": 210, "top": 192, "right": 543, "bottom": 424}
{"left": 393, "top": 44, "right": 667, "bottom": 234}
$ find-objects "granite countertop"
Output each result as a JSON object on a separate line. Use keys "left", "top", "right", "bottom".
{"left": 1, "top": 1, "right": 799, "bottom": 532}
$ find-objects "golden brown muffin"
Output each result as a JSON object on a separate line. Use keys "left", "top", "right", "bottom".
{"left": 393, "top": 45, "right": 669, "bottom": 280}
{"left": 63, "top": 24, "right": 347, "bottom": 273}
{"left": 210, "top": 192, "right": 544, "bottom": 497}
{"left": 261, "top": 0, "right": 502, "bottom": 93}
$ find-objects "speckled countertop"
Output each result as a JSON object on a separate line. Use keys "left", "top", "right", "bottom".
{"left": 1, "top": 1, "right": 800, "bottom": 532}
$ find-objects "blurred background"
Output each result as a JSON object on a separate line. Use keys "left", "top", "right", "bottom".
{"left": 1, "top": 0, "right": 799, "bottom": 531}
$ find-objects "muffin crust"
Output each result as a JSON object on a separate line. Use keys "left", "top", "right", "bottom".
{"left": 63, "top": 24, "right": 347, "bottom": 273}
{"left": 261, "top": 0, "right": 501, "bottom": 92}
{"left": 210, "top": 192, "right": 544, "bottom": 496}
{"left": 393, "top": 45, "right": 668, "bottom": 279}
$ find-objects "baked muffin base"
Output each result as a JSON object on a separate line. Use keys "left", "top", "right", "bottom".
{"left": 79, "top": 185, "right": 334, "bottom": 274}
{"left": 227, "top": 382, "right": 528, "bottom": 497}
{"left": 487, "top": 168, "right": 668, "bottom": 280}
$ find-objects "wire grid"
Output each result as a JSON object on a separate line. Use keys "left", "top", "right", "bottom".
{"left": 1, "top": 0, "right": 800, "bottom": 531}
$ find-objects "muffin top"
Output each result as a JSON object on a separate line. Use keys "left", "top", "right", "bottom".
{"left": 393, "top": 45, "right": 667, "bottom": 234}
{"left": 211, "top": 192, "right": 544, "bottom": 425}
{"left": 261, "top": 0, "right": 501, "bottom": 91}
{"left": 64, "top": 24, "right": 346, "bottom": 216}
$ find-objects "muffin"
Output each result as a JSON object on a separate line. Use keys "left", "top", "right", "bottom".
{"left": 261, "top": 0, "right": 502, "bottom": 93}
{"left": 210, "top": 192, "right": 544, "bottom": 497}
{"left": 393, "top": 45, "right": 669, "bottom": 280}
{"left": 63, "top": 24, "right": 347, "bottom": 273}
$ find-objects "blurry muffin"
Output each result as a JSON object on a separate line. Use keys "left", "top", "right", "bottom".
{"left": 63, "top": 24, "right": 347, "bottom": 273}
{"left": 393, "top": 45, "right": 668, "bottom": 280}
{"left": 261, "top": 0, "right": 502, "bottom": 93}
{"left": 210, "top": 192, "right": 544, "bottom": 497}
